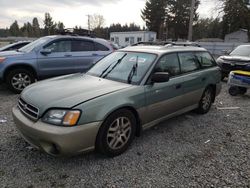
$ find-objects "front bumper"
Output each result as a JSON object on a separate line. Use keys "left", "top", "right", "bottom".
{"left": 219, "top": 62, "right": 250, "bottom": 76}
{"left": 12, "top": 106, "right": 102, "bottom": 156}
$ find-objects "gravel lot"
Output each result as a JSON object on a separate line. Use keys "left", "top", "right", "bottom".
{"left": 0, "top": 81, "right": 249, "bottom": 188}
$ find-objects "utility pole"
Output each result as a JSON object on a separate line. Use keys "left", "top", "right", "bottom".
{"left": 86, "top": 14, "right": 90, "bottom": 34}
{"left": 188, "top": 0, "right": 195, "bottom": 41}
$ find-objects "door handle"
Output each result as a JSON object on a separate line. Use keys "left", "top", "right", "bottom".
{"left": 92, "top": 53, "right": 98, "bottom": 56}
{"left": 175, "top": 84, "right": 181, "bottom": 89}
{"left": 202, "top": 77, "right": 206, "bottom": 81}
{"left": 64, "top": 54, "right": 72, "bottom": 57}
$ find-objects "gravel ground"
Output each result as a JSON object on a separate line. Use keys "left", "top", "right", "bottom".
{"left": 0, "top": 81, "right": 249, "bottom": 188}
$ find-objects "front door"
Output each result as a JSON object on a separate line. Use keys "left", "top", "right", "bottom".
{"left": 37, "top": 39, "right": 76, "bottom": 78}
{"left": 144, "top": 53, "right": 185, "bottom": 124}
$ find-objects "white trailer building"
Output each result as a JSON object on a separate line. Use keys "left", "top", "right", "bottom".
{"left": 110, "top": 31, "right": 157, "bottom": 47}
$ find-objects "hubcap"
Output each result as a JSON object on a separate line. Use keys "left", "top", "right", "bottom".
{"left": 202, "top": 90, "right": 211, "bottom": 110}
{"left": 11, "top": 73, "right": 31, "bottom": 91}
{"left": 107, "top": 117, "right": 132, "bottom": 150}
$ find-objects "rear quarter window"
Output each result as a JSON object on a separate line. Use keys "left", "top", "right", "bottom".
{"left": 95, "top": 42, "right": 109, "bottom": 51}
{"left": 178, "top": 52, "right": 200, "bottom": 73}
{"left": 195, "top": 52, "right": 216, "bottom": 68}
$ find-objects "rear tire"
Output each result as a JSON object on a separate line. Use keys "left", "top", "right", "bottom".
{"left": 6, "top": 69, "right": 35, "bottom": 94}
{"left": 96, "top": 109, "right": 136, "bottom": 157}
{"left": 196, "top": 87, "right": 214, "bottom": 114}
{"left": 228, "top": 86, "right": 240, "bottom": 96}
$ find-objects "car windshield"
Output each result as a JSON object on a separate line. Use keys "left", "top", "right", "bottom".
{"left": 19, "top": 37, "right": 49, "bottom": 53}
{"left": 230, "top": 45, "right": 250, "bottom": 57}
{"left": 87, "top": 51, "right": 157, "bottom": 84}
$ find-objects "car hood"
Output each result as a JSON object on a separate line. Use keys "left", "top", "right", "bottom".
{"left": 0, "top": 50, "right": 26, "bottom": 57}
{"left": 220, "top": 55, "right": 250, "bottom": 62}
{"left": 21, "top": 74, "right": 132, "bottom": 116}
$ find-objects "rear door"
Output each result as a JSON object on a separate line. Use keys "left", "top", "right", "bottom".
{"left": 70, "top": 39, "right": 98, "bottom": 72}
{"left": 144, "top": 53, "right": 185, "bottom": 123}
{"left": 178, "top": 52, "right": 205, "bottom": 107}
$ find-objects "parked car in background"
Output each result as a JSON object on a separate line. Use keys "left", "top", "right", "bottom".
{"left": 0, "top": 41, "right": 31, "bottom": 52}
{"left": 217, "top": 45, "right": 250, "bottom": 79}
{"left": 13, "top": 45, "right": 221, "bottom": 157}
{"left": 0, "top": 35, "right": 114, "bottom": 93}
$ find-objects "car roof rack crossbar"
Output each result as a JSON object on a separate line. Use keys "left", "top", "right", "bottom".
{"left": 57, "top": 28, "right": 96, "bottom": 38}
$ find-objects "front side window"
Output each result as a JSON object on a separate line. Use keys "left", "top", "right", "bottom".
{"left": 72, "top": 40, "right": 95, "bottom": 52}
{"left": 154, "top": 53, "right": 180, "bottom": 76}
{"left": 195, "top": 52, "right": 216, "bottom": 68}
{"left": 45, "top": 40, "right": 71, "bottom": 53}
{"left": 178, "top": 52, "right": 200, "bottom": 73}
{"left": 87, "top": 51, "right": 157, "bottom": 84}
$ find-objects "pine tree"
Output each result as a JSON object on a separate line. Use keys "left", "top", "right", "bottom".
{"left": 9, "top": 20, "right": 20, "bottom": 36}
{"left": 141, "top": 0, "right": 167, "bottom": 39}
{"left": 43, "top": 13, "right": 55, "bottom": 35}
{"left": 222, "top": 0, "right": 250, "bottom": 36}
{"left": 32, "top": 17, "right": 40, "bottom": 37}
{"left": 167, "top": 0, "right": 200, "bottom": 40}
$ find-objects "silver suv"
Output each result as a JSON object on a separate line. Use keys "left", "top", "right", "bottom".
{"left": 0, "top": 35, "right": 114, "bottom": 93}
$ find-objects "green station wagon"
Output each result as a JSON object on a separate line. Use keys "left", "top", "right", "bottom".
{"left": 12, "top": 45, "right": 221, "bottom": 157}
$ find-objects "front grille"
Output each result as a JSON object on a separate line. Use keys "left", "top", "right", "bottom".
{"left": 18, "top": 98, "right": 39, "bottom": 120}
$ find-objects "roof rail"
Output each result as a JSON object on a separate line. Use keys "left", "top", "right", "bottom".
{"left": 164, "top": 42, "right": 201, "bottom": 47}
{"left": 132, "top": 41, "right": 171, "bottom": 46}
{"left": 132, "top": 41, "right": 200, "bottom": 47}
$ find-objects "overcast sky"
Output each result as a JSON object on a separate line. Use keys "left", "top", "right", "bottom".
{"left": 0, "top": 0, "right": 221, "bottom": 29}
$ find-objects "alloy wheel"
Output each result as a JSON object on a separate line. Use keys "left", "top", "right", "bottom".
{"left": 11, "top": 73, "right": 32, "bottom": 91}
{"left": 202, "top": 89, "right": 212, "bottom": 110}
{"left": 106, "top": 117, "right": 132, "bottom": 150}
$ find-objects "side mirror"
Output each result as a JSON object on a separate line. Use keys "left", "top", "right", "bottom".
{"left": 40, "top": 49, "right": 52, "bottom": 55}
{"left": 151, "top": 72, "right": 170, "bottom": 83}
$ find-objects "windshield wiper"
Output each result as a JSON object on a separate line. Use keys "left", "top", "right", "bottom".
{"left": 100, "top": 53, "right": 127, "bottom": 78}
{"left": 127, "top": 56, "right": 138, "bottom": 84}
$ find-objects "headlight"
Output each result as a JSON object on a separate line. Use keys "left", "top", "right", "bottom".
{"left": 0, "top": 57, "right": 6, "bottom": 63}
{"left": 42, "top": 109, "right": 81, "bottom": 126}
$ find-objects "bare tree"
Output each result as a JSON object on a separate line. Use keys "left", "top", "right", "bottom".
{"left": 89, "top": 14, "right": 105, "bottom": 30}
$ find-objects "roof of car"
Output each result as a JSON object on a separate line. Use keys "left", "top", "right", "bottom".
{"left": 119, "top": 45, "right": 207, "bottom": 55}
{"left": 46, "top": 35, "right": 108, "bottom": 42}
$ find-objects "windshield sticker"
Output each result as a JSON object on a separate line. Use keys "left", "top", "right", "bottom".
{"left": 129, "top": 57, "right": 146, "bottom": 63}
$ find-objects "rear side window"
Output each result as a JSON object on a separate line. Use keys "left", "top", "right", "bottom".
{"left": 178, "top": 52, "right": 200, "bottom": 73}
{"left": 72, "top": 40, "right": 95, "bottom": 52}
{"left": 195, "top": 52, "right": 216, "bottom": 68}
{"left": 95, "top": 42, "right": 109, "bottom": 51}
{"left": 155, "top": 53, "right": 180, "bottom": 76}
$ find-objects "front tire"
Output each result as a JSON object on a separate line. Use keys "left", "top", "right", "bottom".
{"left": 96, "top": 109, "right": 136, "bottom": 157}
{"left": 196, "top": 87, "right": 214, "bottom": 114}
{"left": 6, "top": 69, "right": 35, "bottom": 94}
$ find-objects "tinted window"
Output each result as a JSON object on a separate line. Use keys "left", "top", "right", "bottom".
{"left": 195, "top": 52, "right": 215, "bottom": 68}
{"left": 154, "top": 53, "right": 180, "bottom": 76}
{"left": 178, "top": 52, "right": 200, "bottom": 73}
{"left": 95, "top": 42, "right": 109, "bottom": 51}
{"left": 45, "top": 40, "right": 71, "bottom": 52}
{"left": 72, "top": 40, "right": 95, "bottom": 51}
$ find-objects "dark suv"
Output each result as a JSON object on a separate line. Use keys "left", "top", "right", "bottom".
{"left": 217, "top": 45, "right": 250, "bottom": 79}
{"left": 0, "top": 35, "right": 114, "bottom": 93}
